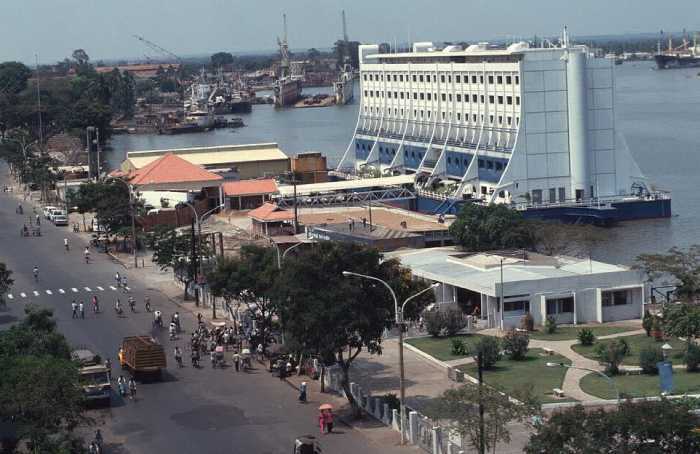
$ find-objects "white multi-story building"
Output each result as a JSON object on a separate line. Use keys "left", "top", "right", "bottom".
{"left": 338, "top": 38, "right": 666, "bottom": 216}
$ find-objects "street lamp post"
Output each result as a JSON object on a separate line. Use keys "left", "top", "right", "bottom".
{"left": 342, "top": 270, "right": 438, "bottom": 445}
{"left": 546, "top": 362, "right": 620, "bottom": 403}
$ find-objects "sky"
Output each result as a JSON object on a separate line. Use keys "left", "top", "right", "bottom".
{"left": 1, "top": 0, "right": 697, "bottom": 64}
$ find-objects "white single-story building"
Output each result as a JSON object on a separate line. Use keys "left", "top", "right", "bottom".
{"left": 387, "top": 247, "right": 645, "bottom": 329}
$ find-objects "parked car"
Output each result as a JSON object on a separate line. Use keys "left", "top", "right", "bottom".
{"left": 43, "top": 206, "right": 58, "bottom": 219}
{"left": 53, "top": 213, "right": 68, "bottom": 226}
{"left": 50, "top": 209, "right": 66, "bottom": 223}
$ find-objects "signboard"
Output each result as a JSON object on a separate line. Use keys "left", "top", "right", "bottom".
{"left": 658, "top": 361, "right": 673, "bottom": 394}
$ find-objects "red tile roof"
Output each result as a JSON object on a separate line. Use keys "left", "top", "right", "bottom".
{"left": 222, "top": 179, "right": 278, "bottom": 196}
{"left": 128, "top": 153, "right": 222, "bottom": 186}
{"left": 247, "top": 203, "right": 294, "bottom": 222}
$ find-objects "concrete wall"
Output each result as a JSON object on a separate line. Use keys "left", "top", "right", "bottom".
{"left": 602, "top": 286, "right": 644, "bottom": 322}
{"left": 237, "top": 159, "right": 290, "bottom": 180}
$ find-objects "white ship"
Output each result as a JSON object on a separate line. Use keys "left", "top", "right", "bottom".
{"left": 274, "top": 14, "right": 303, "bottom": 107}
{"left": 336, "top": 29, "right": 671, "bottom": 222}
{"left": 334, "top": 64, "right": 354, "bottom": 105}
{"left": 184, "top": 75, "right": 214, "bottom": 128}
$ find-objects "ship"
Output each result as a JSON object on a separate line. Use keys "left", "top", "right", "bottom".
{"left": 184, "top": 74, "right": 215, "bottom": 129}
{"left": 334, "top": 65, "right": 354, "bottom": 105}
{"left": 336, "top": 29, "right": 671, "bottom": 223}
{"left": 654, "top": 33, "right": 700, "bottom": 69}
{"left": 273, "top": 14, "right": 303, "bottom": 107}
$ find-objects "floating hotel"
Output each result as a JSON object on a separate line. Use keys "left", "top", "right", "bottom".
{"left": 337, "top": 31, "right": 671, "bottom": 222}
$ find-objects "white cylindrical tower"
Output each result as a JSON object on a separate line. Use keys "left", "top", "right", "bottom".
{"left": 566, "top": 50, "right": 590, "bottom": 200}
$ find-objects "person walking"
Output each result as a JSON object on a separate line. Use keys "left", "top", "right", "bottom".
{"left": 79, "top": 301, "right": 85, "bottom": 319}
{"left": 104, "top": 358, "right": 112, "bottom": 381}
{"left": 233, "top": 352, "right": 240, "bottom": 372}
{"left": 319, "top": 411, "right": 326, "bottom": 434}
{"left": 323, "top": 409, "right": 334, "bottom": 433}
{"left": 117, "top": 376, "right": 126, "bottom": 397}
{"left": 71, "top": 300, "right": 78, "bottom": 319}
{"left": 128, "top": 378, "right": 136, "bottom": 400}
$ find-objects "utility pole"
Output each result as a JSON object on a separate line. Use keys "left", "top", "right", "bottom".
{"left": 190, "top": 217, "right": 198, "bottom": 305}
{"left": 478, "top": 352, "right": 485, "bottom": 454}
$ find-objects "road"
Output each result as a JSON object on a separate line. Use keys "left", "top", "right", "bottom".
{"left": 0, "top": 169, "right": 409, "bottom": 454}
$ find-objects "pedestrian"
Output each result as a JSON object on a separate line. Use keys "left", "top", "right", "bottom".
{"left": 319, "top": 411, "right": 326, "bottom": 434}
{"left": 233, "top": 352, "right": 240, "bottom": 372}
{"left": 362, "top": 217, "right": 367, "bottom": 227}
{"left": 79, "top": 301, "right": 85, "bottom": 319}
{"left": 104, "top": 358, "right": 112, "bottom": 380}
{"left": 279, "top": 360, "right": 286, "bottom": 380}
{"left": 128, "top": 377, "right": 136, "bottom": 399}
{"left": 197, "top": 312, "right": 203, "bottom": 325}
{"left": 117, "top": 376, "right": 126, "bottom": 397}
{"left": 210, "top": 350, "right": 216, "bottom": 368}
{"left": 71, "top": 300, "right": 78, "bottom": 319}
{"left": 323, "top": 409, "right": 334, "bottom": 433}
{"left": 299, "top": 381, "right": 307, "bottom": 403}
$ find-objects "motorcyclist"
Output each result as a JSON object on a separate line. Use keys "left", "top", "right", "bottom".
{"left": 84, "top": 247, "right": 90, "bottom": 263}
{"left": 35, "top": 214, "right": 40, "bottom": 225}
{"left": 172, "top": 312, "right": 180, "bottom": 331}
{"left": 174, "top": 346, "right": 183, "bottom": 368}
{"left": 153, "top": 310, "right": 163, "bottom": 327}
{"left": 169, "top": 322, "right": 177, "bottom": 340}
{"left": 191, "top": 348, "right": 200, "bottom": 367}
{"left": 32, "top": 266, "right": 39, "bottom": 282}
{"left": 64, "top": 238, "right": 69, "bottom": 251}
{"left": 144, "top": 296, "right": 151, "bottom": 312}
{"left": 94, "top": 429, "right": 103, "bottom": 447}
{"left": 115, "top": 298, "right": 122, "bottom": 315}
{"left": 115, "top": 272, "right": 121, "bottom": 288}
{"left": 128, "top": 296, "right": 136, "bottom": 312}
{"left": 92, "top": 295, "right": 100, "bottom": 313}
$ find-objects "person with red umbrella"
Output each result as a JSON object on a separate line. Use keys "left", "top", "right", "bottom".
{"left": 318, "top": 404, "right": 334, "bottom": 434}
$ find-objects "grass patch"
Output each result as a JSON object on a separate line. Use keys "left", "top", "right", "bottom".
{"left": 405, "top": 334, "right": 490, "bottom": 362}
{"left": 571, "top": 334, "right": 687, "bottom": 366}
{"left": 580, "top": 369, "right": 700, "bottom": 399}
{"left": 459, "top": 348, "right": 574, "bottom": 404}
{"left": 527, "top": 325, "right": 638, "bottom": 341}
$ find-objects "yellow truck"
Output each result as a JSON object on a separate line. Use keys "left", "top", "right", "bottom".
{"left": 119, "top": 336, "right": 167, "bottom": 380}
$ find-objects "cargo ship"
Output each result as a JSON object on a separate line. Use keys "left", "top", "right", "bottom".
{"left": 274, "top": 14, "right": 303, "bottom": 107}
{"left": 334, "top": 64, "right": 354, "bottom": 105}
{"left": 654, "top": 33, "right": 700, "bottom": 69}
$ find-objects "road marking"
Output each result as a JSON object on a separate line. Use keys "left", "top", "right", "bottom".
{"left": 96, "top": 286, "right": 104, "bottom": 291}
{"left": 20, "top": 293, "right": 26, "bottom": 298}
{"left": 33, "top": 291, "right": 39, "bottom": 297}
{"left": 71, "top": 288, "right": 78, "bottom": 293}
{"left": 58, "top": 289, "right": 65, "bottom": 294}
{"left": 46, "top": 290, "right": 53, "bottom": 295}
{"left": 7, "top": 294, "right": 12, "bottom": 300}
{"left": 109, "top": 286, "right": 117, "bottom": 291}
{"left": 84, "top": 287, "right": 91, "bottom": 292}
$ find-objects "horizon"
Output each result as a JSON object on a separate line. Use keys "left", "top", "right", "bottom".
{"left": 1, "top": 0, "right": 697, "bottom": 64}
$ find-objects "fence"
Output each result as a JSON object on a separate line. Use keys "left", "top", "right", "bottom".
{"left": 322, "top": 369, "right": 467, "bottom": 454}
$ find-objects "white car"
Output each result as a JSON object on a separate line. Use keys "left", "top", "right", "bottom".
{"left": 53, "top": 213, "right": 68, "bottom": 226}
{"left": 48, "top": 209, "right": 64, "bottom": 222}
{"left": 43, "top": 206, "right": 58, "bottom": 219}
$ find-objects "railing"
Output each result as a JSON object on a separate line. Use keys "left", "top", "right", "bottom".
{"left": 511, "top": 191, "right": 671, "bottom": 211}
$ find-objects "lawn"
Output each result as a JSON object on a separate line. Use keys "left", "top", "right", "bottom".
{"left": 459, "top": 348, "right": 574, "bottom": 404}
{"left": 527, "top": 325, "right": 638, "bottom": 341}
{"left": 405, "top": 334, "right": 490, "bottom": 362}
{"left": 571, "top": 334, "right": 688, "bottom": 366}
{"left": 580, "top": 369, "right": 700, "bottom": 399}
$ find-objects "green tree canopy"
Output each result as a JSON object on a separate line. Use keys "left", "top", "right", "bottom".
{"left": 0, "top": 61, "right": 32, "bottom": 95}
{"left": 210, "top": 52, "right": 234, "bottom": 67}
{"left": 526, "top": 399, "right": 700, "bottom": 453}
{"left": 449, "top": 203, "right": 535, "bottom": 252}
{"left": 635, "top": 245, "right": 700, "bottom": 301}
{"left": 0, "top": 262, "right": 13, "bottom": 307}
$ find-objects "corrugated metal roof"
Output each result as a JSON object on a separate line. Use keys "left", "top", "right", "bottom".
{"left": 126, "top": 143, "right": 288, "bottom": 169}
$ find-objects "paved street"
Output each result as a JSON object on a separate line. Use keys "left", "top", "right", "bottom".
{"left": 0, "top": 169, "right": 413, "bottom": 454}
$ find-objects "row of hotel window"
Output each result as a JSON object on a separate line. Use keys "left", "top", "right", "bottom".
{"left": 364, "top": 90, "right": 521, "bottom": 106}
{"left": 503, "top": 290, "right": 631, "bottom": 314}
{"left": 357, "top": 143, "right": 505, "bottom": 170}
{"left": 363, "top": 106, "right": 520, "bottom": 127}
{"left": 364, "top": 72, "right": 520, "bottom": 86}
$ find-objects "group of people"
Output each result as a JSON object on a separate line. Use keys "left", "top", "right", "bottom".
{"left": 116, "top": 375, "right": 137, "bottom": 400}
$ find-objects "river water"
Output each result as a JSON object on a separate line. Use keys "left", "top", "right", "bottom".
{"left": 110, "top": 66, "right": 700, "bottom": 265}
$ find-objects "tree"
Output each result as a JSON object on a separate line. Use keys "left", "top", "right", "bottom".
{"left": 66, "top": 181, "right": 99, "bottom": 231}
{"left": 210, "top": 52, "right": 234, "bottom": 68}
{"left": 449, "top": 204, "right": 535, "bottom": 252}
{"left": 0, "top": 262, "right": 14, "bottom": 307}
{"left": 71, "top": 49, "right": 90, "bottom": 66}
{"left": 526, "top": 399, "right": 700, "bottom": 453}
{"left": 149, "top": 224, "right": 201, "bottom": 300}
{"left": 427, "top": 382, "right": 540, "bottom": 454}
{"left": 274, "top": 242, "right": 434, "bottom": 414}
{"left": 635, "top": 245, "right": 700, "bottom": 301}
{"left": 333, "top": 40, "right": 360, "bottom": 69}
{"left": 662, "top": 302, "right": 700, "bottom": 346}
{"left": 532, "top": 222, "right": 604, "bottom": 257}
{"left": 0, "top": 306, "right": 88, "bottom": 451}
{"left": 0, "top": 61, "right": 32, "bottom": 95}
{"left": 594, "top": 338, "right": 629, "bottom": 375}
{"left": 307, "top": 48, "right": 321, "bottom": 62}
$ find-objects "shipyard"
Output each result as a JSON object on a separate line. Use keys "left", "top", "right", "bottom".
{"left": 2, "top": 2, "right": 700, "bottom": 454}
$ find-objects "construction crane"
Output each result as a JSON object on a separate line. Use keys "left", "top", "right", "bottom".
{"left": 132, "top": 34, "right": 182, "bottom": 63}
{"left": 342, "top": 10, "right": 349, "bottom": 44}
{"left": 276, "top": 14, "right": 290, "bottom": 78}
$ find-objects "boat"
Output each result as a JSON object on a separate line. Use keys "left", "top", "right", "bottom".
{"left": 335, "top": 30, "right": 671, "bottom": 222}
{"left": 333, "top": 64, "right": 354, "bottom": 105}
{"left": 273, "top": 14, "right": 303, "bottom": 107}
{"left": 654, "top": 33, "right": 700, "bottom": 69}
{"left": 185, "top": 75, "right": 215, "bottom": 128}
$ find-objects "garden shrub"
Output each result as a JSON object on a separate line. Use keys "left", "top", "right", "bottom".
{"left": 686, "top": 343, "right": 700, "bottom": 372}
{"left": 443, "top": 307, "right": 468, "bottom": 336}
{"left": 594, "top": 339, "right": 629, "bottom": 375}
{"left": 544, "top": 315, "right": 557, "bottom": 334}
{"left": 577, "top": 328, "right": 596, "bottom": 346}
{"left": 450, "top": 338, "right": 469, "bottom": 356}
{"left": 639, "top": 345, "right": 664, "bottom": 374}
{"left": 473, "top": 337, "right": 501, "bottom": 370}
{"left": 642, "top": 310, "right": 653, "bottom": 337}
{"left": 503, "top": 330, "right": 529, "bottom": 360}
{"left": 424, "top": 310, "right": 444, "bottom": 337}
